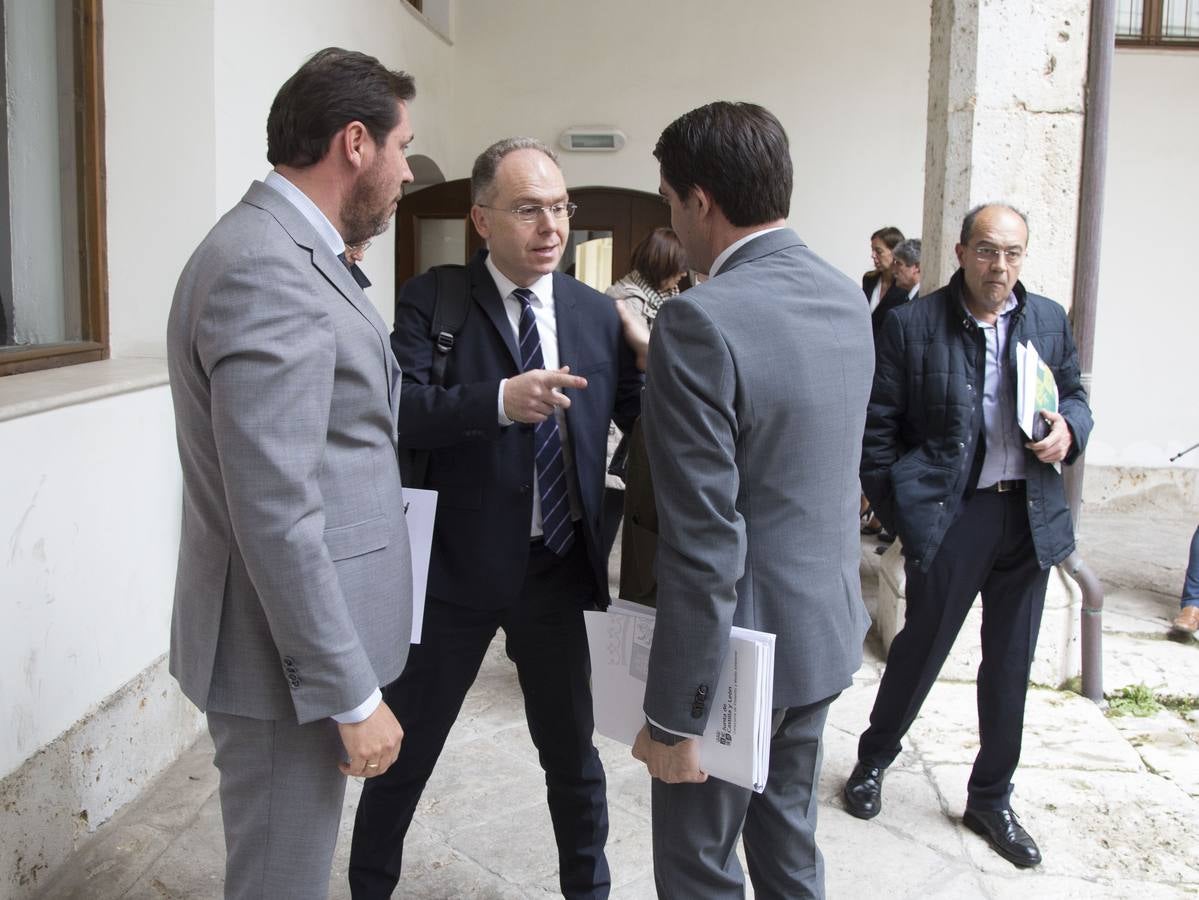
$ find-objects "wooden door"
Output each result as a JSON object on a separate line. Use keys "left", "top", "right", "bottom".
{"left": 394, "top": 180, "right": 671, "bottom": 287}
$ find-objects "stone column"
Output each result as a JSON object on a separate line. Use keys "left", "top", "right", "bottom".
{"left": 921, "top": 0, "right": 1089, "bottom": 308}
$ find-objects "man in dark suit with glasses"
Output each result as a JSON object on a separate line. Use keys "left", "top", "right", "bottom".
{"left": 349, "top": 136, "right": 642, "bottom": 900}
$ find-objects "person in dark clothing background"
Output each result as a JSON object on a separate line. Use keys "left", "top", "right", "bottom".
{"left": 843, "top": 203, "right": 1093, "bottom": 870}
{"left": 860, "top": 225, "right": 908, "bottom": 535}
{"left": 601, "top": 226, "right": 686, "bottom": 557}
{"left": 862, "top": 225, "right": 906, "bottom": 316}
{"left": 871, "top": 237, "right": 921, "bottom": 345}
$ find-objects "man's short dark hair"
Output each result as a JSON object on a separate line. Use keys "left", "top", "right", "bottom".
{"left": 893, "top": 238, "right": 922, "bottom": 266}
{"left": 470, "top": 137, "right": 558, "bottom": 204}
{"left": 871, "top": 227, "right": 905, "bottom": 250}
{"left": 267, "top": 48, "right": 416, "bottom": 168}
{"left": 654, "top": 102, "right": 791, "bottom": 227}
{"left": 629, "top": 227, "right": 686, "bottom": 289}
{"left": 959, "top": 203, "right": 1030, "bottom": 245}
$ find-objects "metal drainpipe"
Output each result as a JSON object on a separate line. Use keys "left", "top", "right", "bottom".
{"left": 1063, "top": 0, "right": 1115, "bottom": 704}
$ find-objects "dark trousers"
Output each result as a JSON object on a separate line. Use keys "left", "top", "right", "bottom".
{"left": 858, "top": 490, "right": 1050, "bottom": 810}
{"left": 601, "top": 486, "right": 624, "bottom": 557}
{"left": 348, "top": 535, "right": 610, "bottom": 899}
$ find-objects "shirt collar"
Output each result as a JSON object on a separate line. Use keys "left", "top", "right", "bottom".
{"left": 485, "top": 253, "right": 555, "bottom": 305}
{"left": 263, "top": 170, "right": 345, "bottom": 256}
{"left": 962, "top": 291, "right": 1018, "bottom": 327}
{"left": 709, "top": 226, "right": 784, "bottom": 278}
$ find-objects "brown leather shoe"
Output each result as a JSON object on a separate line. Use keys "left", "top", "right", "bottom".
{"left": 1172, "top": 606, "right": 1199, "bottom": 633}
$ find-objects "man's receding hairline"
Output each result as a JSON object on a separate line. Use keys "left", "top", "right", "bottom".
{"left": 964, "top": 204, "right": 1030, "bottom": 246}
{"left": 482, "top": 148, "right": 564, "bottom": 204}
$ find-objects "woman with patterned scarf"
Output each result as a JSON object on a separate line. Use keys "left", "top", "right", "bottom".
{"left": 601, "top": 227, "right": 687, "bottom": 558}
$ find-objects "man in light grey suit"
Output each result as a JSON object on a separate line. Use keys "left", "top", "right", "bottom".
{"left": 629, "top": 102, "right": 874, "bottom": 899}
{"left": 167, "top": 48, "right": 418, "bottom": 899}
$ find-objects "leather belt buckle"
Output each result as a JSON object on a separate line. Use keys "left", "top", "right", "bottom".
{"left": 978, "top": 479, "right": 1024, "bottom": 493}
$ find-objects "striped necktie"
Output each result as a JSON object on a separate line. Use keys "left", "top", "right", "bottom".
{"left": 513, "top": 287, "right": 574, "bottom": 556}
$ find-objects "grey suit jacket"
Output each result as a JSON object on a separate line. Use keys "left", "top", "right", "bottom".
{"left": 641, "top": 228, "right": 873, "bottom": 733}
{"left": 167, "top": 181, "right": 413, "bottom": 725}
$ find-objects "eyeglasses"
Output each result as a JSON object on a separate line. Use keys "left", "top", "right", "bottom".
{"left": 478, "top": 202, "right": 577, "bottom": 223}
{"left": 973, "top": 245, "right": 1025, "bottom": 264}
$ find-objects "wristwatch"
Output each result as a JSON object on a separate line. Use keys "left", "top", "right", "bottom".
{"left": 647, "top": 723, "right": 687, "bottom": 746}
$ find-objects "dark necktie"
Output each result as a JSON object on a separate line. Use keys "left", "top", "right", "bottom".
{"left": 513, "top": 287, "right": 574, "bottom": 556}
{"left": 337, "top": 252, "right": 371, "bottom": 289}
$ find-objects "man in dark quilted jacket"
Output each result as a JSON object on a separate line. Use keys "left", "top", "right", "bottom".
{"left": 842, "top": 203, "right": 1093, "bottom": 869}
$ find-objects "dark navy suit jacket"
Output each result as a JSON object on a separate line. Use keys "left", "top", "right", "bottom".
{"left": 863, "top": 271, "right": 912, "bottom": 347}
{"left": 391, "top": 250, "right": 642, "bottom": 610}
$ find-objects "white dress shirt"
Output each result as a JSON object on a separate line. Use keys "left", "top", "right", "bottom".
{"left": 486, "top": 255, "right": 583, "bottom": 536}
{"left": 710, "top": 227, "right": 785, "bottom": 278}
{"left": 869, "top": 282, "right": 882, "bottom": 313}
{"left": 964, "top": 292, "right": 1026, "bottom": 489}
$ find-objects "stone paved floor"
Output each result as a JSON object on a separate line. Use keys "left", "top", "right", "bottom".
{"left": 32, "top": 502, "right": 1199, "bottom": 898}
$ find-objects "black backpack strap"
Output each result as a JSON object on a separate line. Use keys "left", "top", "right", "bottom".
{"left": 429, "top": 264, "right": 471, "bottom": 387}
{"left": 400, "top": 264, "right": 472, "bottom": 488}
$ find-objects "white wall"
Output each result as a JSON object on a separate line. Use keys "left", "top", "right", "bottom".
{"left": 1, "top": 5, "right": 461, "bottom": 886}
{"left": 1, "top": 0, "right": 458, "bottom": 777}
{"left": 449, "top": 0, "right": 931, "bottom": 281}
{"left": 102, "top": 0, "right": 459, "bottom": 358}
{"left": 0, "top": 387, "right": 181, "bottom": 777}
{"left": 1090, "top": 49, "right": 1199, "bottom": 470}
{"left": 0, "top": 0, "right": 214, "bottom": 781}
{"left": 0, "top": 1, "right": 460, "bottom": 776}
{"left": 212, "top": 0, "right": 460, "bottom": 326}
{"left": 104, "top": 0, "right": 216, "bottom": 358}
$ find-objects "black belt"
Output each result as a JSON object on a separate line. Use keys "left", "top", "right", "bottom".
{"left": 978, "top": 479, "right": 1025, "bottom": 493}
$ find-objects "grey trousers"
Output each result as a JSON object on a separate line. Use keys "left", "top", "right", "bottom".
{"left": 208, "top": 711, "right": 348, "bottom": 900}
{"left": 651, "top": 695, "right": 835, "bottom": 900}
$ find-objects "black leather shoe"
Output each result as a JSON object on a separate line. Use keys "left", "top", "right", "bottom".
{"left": 962, "top": 807, "right": 1042, "bottom": 868}
{"left": 842, "top": 763, "right": 885, "bottom": 819}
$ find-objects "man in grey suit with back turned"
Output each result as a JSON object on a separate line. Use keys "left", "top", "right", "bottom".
{"left": 167, "top": 48, "right": 417, "bottom": 899}
{"left": 629, "top": 102, "right": 874, "bottom": 899}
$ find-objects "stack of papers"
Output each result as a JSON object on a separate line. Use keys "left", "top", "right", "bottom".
{"left": 1016, "top": 340, "right": 1059, "bottom": 441}
{"left": 401, "top": 487, "right": 437, "bottom": 644}
{"left": 584, "top": 601, "right": 776, "bottom": 793}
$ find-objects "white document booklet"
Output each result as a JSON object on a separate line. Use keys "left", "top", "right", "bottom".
{"left": 400, "top": 487, "right": 437, "bottom": 644}
{"left": 1015, "top": 340, "right": 1059, "bottom": 442}
{"left": 584, "top": 601, "right": 776, "bottom": 793}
